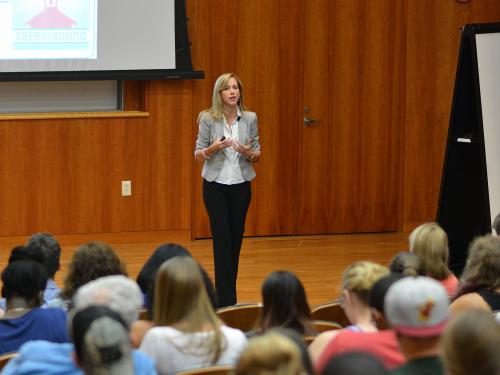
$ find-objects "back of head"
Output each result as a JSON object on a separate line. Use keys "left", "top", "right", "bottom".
{"left": 492, "top": 211, "right": 500, "bottom": 236}
{"left": 136, "top": 243, "right": 191, "bottom": 295}
{"left": 235, "top": 331, "right": 304, "bottom": 375}
{"left": 342, "top": 261, "right": 389, "bottom": 304}
{"left": 389, "top": 252, "right": 426, "bottom": 277}
{"left": 261, "top": 270, "right": 313, "bottom": 335}
{"left": 460, "top": 235, "right": 500, "bottom": 291}
{"left": 441, "top": 310, "right": 500, "bottom": 375}
{"left": 62, "top": 242, "right": 127, "bottom": 300}
{"left": 321, "top": 351, "right": 388, "bottom": 375}
{"left": 8, "top": 245, "right": 45, "bottom": 265}
{"left": 409, "top": 222, "right": 450, "bottom": 280}
{"left": 27, "top": 232, "right": 61, "bottom": 279}
{"left": 73, "top": 275, "right": 143, "bottom": 327}
{"left": 154, "top": 256, "right": 223, "bottom": 364}
{"left": 273, "top": 328, "right": 314, "bottom": 375}
{"left": 70, "top": 305, "right": 133, "bottom": 375}
{"left": 153, "top": 256, "right": 215, "bottom": 328}
{"left": 1, "top": 260, "right": 48, "bottom": 302}
{"left": 369, "top": 273, "right": 406, "bottom": 315}
{"left": 385, "top": 276, "right": 449, "bottom": 338}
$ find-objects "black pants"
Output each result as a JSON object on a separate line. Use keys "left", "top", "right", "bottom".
{"left": 203, "top": 179, "right": 251, "bottom": 307}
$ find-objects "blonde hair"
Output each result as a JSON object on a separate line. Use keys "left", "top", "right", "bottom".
{"left": 199, "top": 72, "right": 247, "bottom": 121}
{"left": 341, "top": 261, "right": 389, "bottom": 304}
{"left": 409, "top": 222, "right": 451, "bottom": 280}
{"left": 235, "top": 331, "right": 304, "bottom": 375}
{"left": 442, "top": 310, "right": 500, "bottom": 375}
{"left": 153, "top": 256, "right": 224, "bottom": 363}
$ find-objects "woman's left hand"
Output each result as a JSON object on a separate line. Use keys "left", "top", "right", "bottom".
{"left": 233, "top": 139, "right": 253, "bottom": 158}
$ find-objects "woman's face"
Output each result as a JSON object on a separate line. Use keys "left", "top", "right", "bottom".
{"left": 220, "top": 77, "right": 240, "bottom": 108}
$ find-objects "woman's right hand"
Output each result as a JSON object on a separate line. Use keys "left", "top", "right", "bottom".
{"left": 209, "top": 137, "right": 232, "bottom": 153}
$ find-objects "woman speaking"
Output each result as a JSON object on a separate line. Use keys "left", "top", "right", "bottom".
{"left": 194, "top": 73, "right": 261, "bottom": 307}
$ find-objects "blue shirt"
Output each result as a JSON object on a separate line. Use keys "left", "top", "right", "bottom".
{"left": 2, "top": 340, "right": 158, "bottom": 375}
{"left": 0, "top": 308, "right": 70, "bottom": 355}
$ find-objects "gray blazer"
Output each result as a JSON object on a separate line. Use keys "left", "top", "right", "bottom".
{"left": 195, "top": 110, "right": 260, "bottom": 182}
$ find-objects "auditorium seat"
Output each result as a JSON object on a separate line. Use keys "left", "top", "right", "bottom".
{"left": 311, "top": 300, "right": 350, "bottom": 327}
{"left": 0, "top": 352, "right": 17, "bottom": 370}
{"left": 312, "top": 319, "right": 343, "bottom": 333}
{"left": 176, "top": 365, "right": 234, "bottom": 375}
{"left": 216, "top": 303, "right": 262, "bottom": 332}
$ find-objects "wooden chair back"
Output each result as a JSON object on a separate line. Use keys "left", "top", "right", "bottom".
{"left": 303, "top": 335, "right": 315, "bottom": 347}
{"left": 216, "top": 303, "right": 262, "bottom": 332}
{"left": 312, "top": 319, "right": 343, "bottom": 333}
{"left": 0, "top": 352, "right": 17, "bottom": 370}
{"left": 139, "top": 308, "right": 150, "bottom": 321}
{"left": 176, "top": 365, "right": 234, "bottom": 375}
{"left": 311, "top": 300, "right": 350, "bottom": 327}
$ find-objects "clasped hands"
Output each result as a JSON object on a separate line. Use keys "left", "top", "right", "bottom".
{"left": 212, "top": 137, "right": 253, "bottom": 158}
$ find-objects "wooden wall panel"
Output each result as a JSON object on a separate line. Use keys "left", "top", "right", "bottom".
{"left": 0, "top": 79, "right": 193, "bottom": 236}
{"left": 190, "top": 0, "right": 302, "bottom": 238}
{"left": 404, "top": 0, "right": 500, "bottom": 223}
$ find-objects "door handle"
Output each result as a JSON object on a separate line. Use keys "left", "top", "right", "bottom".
{"left": 304, "top": 117, "right": 319, "bottom": 125}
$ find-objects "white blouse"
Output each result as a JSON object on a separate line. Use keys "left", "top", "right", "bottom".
{"left": 139, "top": 325, "right": 247, "bottom": 375}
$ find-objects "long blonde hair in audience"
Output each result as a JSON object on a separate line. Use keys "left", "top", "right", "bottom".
{"left": 235, "top": 331, "right": 305, "bottom": 375}
{"left": 153, "top": 256, "right": 224, "bottom": 363}
{"left": 409, "top": 222, "right": 451, "bottom": 280}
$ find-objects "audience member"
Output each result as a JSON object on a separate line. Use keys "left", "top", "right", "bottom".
{"left": 2, "top": 275, "right": 156, "bottom": 375}
{"left": 385, "top": 276, "right": 448, "bottom": 375}
{"left": 49, "top": 241, "right": 127, "bottom": 309}
{"left": 70, "top": 305, "right": 136, "bottom": 375}
{"left": 258, "top": 270, "right": 316, "bottom": 336}
{"left": 409, "top": 222, "right": 459, "bottom": 296}
{"left": 7, "top": 245, "right": 45, "bottom": 264}
{"left": 0, "top": 245, "right": 48, "bottom": 310}
{"left": 136, "top": 243, "right": 217, "bottom": 312}
{"left": 309, "top": 261, "right": 389, "bottom": 363}
{"left": 235, "top": 330, "right": 305, "bottom": 375}
{"left": 139, "top": 256, "right": 247, "bottom": 374}
{"left": 450, "top": 234, "right": 500, "bottom": 314}
{"left": 389, "top": 252, "right": 426, "bottom": 276}
{"left": 492, "top": 211, "right": 500, "bottom": 236}
{"left": 0, "top": 260, "right": 70, "bottom": 355}
{"left": 441, "top": 310, "right": 500, "bottom": 375}
{"left": 26, "top": 232, "right": 62, "bottom": 304}
{"left": 313, "top": 273, "right": 406, "bottom": 373}
{"left": 321, "top": 351, "right": 388, "bottom": 375}
{"left": 276, "top": 328, "right": 314, "bottom": 375}
{"left": 73, "top": 275, "right": 143, "bottom": 327}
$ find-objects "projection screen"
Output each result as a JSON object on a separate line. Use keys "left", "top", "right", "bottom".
{"left": 475, "top": 32, "right": 500, "bottom": 228}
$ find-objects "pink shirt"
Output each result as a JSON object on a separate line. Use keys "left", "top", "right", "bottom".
{"left": 316, "top": 330, "right": 405, "bottom": 373}
{"left": 439, "top": 273, "right": 459, "bottom": 296}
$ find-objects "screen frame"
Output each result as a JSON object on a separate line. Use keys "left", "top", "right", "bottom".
{"left": 0, "top": 0, "right": 204, "bottom": 81}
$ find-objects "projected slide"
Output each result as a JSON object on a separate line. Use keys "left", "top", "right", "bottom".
{"left": 0, "top": 0, "right": 97, "bottom": 59}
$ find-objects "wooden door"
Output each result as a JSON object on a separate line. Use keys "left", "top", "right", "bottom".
{"left": 296, "top": 0, "right": 406, "bottom": 234}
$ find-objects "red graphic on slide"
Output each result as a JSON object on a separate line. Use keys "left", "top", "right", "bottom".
{"left": 27, "top": 0, "right": 76, "bottom": 28}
